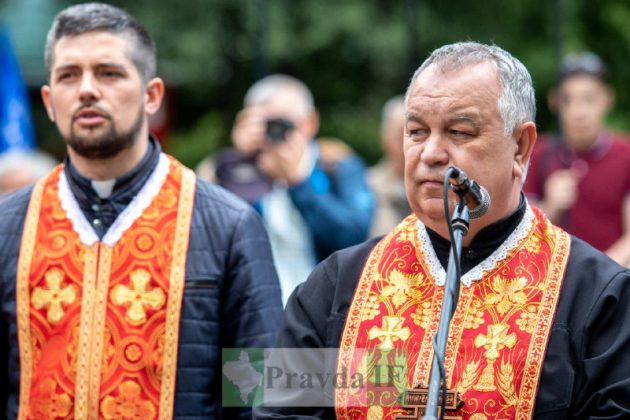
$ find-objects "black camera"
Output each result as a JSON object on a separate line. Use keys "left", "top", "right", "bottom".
{"left": 265, "top": 118, "right": 295, "bottom": 143}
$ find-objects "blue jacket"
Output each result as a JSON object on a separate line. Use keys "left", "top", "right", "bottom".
{"left": 0, "top": 178, "right": 283, "bottom": 419}
{"left": 286, "top": 147, "right": 374, "bottom": 261}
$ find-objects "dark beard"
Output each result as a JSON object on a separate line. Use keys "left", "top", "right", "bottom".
{"left": 65, "top": 106, "right": 144, "bottom": 160}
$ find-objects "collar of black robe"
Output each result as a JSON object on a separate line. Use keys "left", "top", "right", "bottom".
{"left": 63, "top": 136, "right": 161, "bottom": 238}
{"left": 426, "top": 193, "right": 526, "bottom": 275}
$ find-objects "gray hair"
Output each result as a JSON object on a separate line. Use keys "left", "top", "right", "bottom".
{"left": 405, "top": 42, "right": 536, "bottom": 137}
{"left": 44, "top": 2, "right": 156, "bottom": 82}
{"left": 244, "top": 74, "right": 315, "bottom": 117}
{"left": 381, "top": 95, "right": 404, "bottom": 133}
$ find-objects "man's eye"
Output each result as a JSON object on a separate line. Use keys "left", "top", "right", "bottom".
{"left": 101, "top": 70, "right": 122, "bottom": 78}
{"left": 57, "top": 73, "right": 74, "bottom": 82}
{"left": 408, "top": 128, "right": 428, "bottom": 138}
{"left": 449, "top": 129, "right": 472, "bottom": 138}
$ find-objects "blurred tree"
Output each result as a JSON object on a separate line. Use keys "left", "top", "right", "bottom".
{"left": 8, "top": 0, "right": 630, "bottom": 167}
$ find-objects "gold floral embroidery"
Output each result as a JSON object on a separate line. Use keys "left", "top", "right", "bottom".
{"left": 455, "top": 360, "right": 480, "bottom": 395}
{"left": 396, "top": 223, "right": 415, "bottom": 243}
{"left": 364, "top": 295, "right": 382, "bottom": 320}
{"left": 381, "top": 270, "right": 423, "bottom": 308}
{"left": 473, "top": 324, "right": 517, "bottom": 392}
{"left": 31, "top": 268, "right": 77, "bottom": 323}
{"left": 101, "top": 380, "right": 156, "bottom": 419}
{"left": 515, "top": 304, "right": 539, "bottom": 334}
{"left": 368, "top": 316, "right": 410, "bottom": 350}
{"left": 152, "top": 333, "right": 165, "bottom": 380}
{"left": 29, "top": 378, "right": 72, "bottom": 419}
{"left": 524, "top": 232, "right": 542, "bottom": 254}
{"left": 463, "top": 299, "right": 485, "bottom": 329}
{"left": 410, "top": 301, "right": 432, "bottom": 328}
{"left": 484, "top": 276, "right": 527, "bottom": 315}
{"left": 110, "top": 269, "right": 165, "bottom": 325}
{"left": 367, "top": 405, "right": 384, "bottom": 419}
{"left": 497, "top": 360, "right": 518, "bottom": 405}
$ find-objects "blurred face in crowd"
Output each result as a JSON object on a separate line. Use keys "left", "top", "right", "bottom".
{"left": 553, "top": 74, "right": 613, "bottom": 151}
{"left": 382, "top": 102, "right": 406, "bottom": 178}
{"left": 404, "top": 61, "right": 534, "bottom": 240}
{"left": 41, "top": 31, "right": 163, "bottom": 159}
{"left": 257, "top": 88, "right": 319, "bottom": 146}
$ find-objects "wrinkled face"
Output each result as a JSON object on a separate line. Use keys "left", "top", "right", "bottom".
{"left": 404, "top": 62, "right": 524, "bottom": 233}
{"left": 41, "top": 31, "right": 148, "bottom": 159}
{"left": 555, "top": 74, "right": 612, "bottom": 150}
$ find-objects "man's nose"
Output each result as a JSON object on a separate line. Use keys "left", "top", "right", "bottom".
{"left": 420, "top": 134, "right": 449, "bottom": 166}
{"left": 78, "top": 73, "right": 100, "bottom": 101}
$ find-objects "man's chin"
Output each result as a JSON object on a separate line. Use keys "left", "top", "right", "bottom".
{"left": 413, "top": 200, "right": 447, "bottom": 224}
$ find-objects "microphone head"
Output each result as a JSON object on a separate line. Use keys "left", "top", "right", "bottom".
{"left": 469, "top": 184, "right": 491, "bottom": 219}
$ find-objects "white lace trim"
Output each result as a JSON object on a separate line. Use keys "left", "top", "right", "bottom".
{"left": 417, "top": 204, "right": 535, "bottom": 287}
{"left": 58, "top": 153, "right": 172, "bottom": 247}
{"left": 59, "top": 170, "right": 99, "bottom": 246}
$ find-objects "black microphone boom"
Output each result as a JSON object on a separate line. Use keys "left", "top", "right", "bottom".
{"left": 448, "top": 166, "right": 491, "bottom": 219}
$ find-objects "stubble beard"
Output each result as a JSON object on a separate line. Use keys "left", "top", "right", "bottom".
{"left": 65, "top": 105, "right": 145, "bottom": 160}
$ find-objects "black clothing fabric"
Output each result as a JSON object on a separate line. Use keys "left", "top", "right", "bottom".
{"left": 64, "top": 137, "right": 159, "bottom": 238}
{"left": 254, "top": 221, "right": 630, "bottom": 419}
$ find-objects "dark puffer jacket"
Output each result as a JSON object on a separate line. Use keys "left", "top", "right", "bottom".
{"left": 0, "top": 178, "right": 283, "bottom": 419}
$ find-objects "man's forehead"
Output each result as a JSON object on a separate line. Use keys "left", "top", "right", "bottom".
{"left": 407, "top": 61, "right": 501, "bottom": 105}
{"left": 52, "top": 31, "right": 132, "bottom": 65}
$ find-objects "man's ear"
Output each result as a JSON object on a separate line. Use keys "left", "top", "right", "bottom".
{"left": 302, "top": 109, "right": 320, "bottom": 138}
{"left": 41, "top": 85, "right": 56, "bottom": 122}
{"left": 513, "top": 121, "right": 537, "bottom": 180}
{"left": 144, "top": 77, "right": 165, "bottom": 116}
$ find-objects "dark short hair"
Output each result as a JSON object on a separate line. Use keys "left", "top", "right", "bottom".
{"left": 44, "top": 2, "right": 156, "bottom": 82}
{"left": 557, "top": 52, "right": 607, "bottom": 85}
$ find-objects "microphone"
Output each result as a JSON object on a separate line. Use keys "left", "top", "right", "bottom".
{"left": 448, "top": 166, "right": 491, "bottom": 219}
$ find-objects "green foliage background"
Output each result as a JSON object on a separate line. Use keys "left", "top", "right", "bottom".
{"left": 5, "top": 0, "right": 630, "bottom": 167}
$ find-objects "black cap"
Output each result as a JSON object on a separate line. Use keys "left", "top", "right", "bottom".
{"left": 557, "top": 52, "right": 607, "bottom": 84}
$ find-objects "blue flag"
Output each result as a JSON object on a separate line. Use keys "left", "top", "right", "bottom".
{"left": 0, "top": 24, "right": 35, "bottom": 153}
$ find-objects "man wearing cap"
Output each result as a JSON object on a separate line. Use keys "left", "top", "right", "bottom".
{"left": 524, "top": 52, "right": 630, "bottom": 267}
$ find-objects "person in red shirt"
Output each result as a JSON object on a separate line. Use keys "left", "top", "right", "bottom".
{"left": 524, "top": 52, "right": 630, "bottom": 266}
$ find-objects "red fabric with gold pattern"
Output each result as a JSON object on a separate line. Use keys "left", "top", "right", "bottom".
{"left": 17, "top": 157, "right": 195, "bottom": 420}
{"left": 335, "top": 207, "right": 570, "bottom": 419}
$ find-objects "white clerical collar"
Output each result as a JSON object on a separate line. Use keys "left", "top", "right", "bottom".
{"left": 58, "top": 153, "right": 171, "bottom": 247}
{"left": 416, "top": 204, "right": 535, "bottom": 287}
{"left": 91, "top": 179, "right": 115, "bottom": 198}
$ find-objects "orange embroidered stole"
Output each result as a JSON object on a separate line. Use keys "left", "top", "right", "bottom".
{"left": 16, "top": 156, "right": 196, "bottom": 420}
{"left": 335, "top": 207, "right": 570, "bottom": 419}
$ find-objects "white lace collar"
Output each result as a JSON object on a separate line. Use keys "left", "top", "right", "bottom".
{"left": 58, "top": 153, "right": 171, "bottom": 247}
{"left": 416, "top": 204, "right": 535, "bottom": 287}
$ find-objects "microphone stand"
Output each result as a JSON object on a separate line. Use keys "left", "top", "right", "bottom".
{"left": 422, "top": 194, "right": 470, "bottom": 420}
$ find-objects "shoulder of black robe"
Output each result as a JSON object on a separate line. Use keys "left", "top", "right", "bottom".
{"left": 254, "top": 235, "right": 630, "bottom": 418}
{"left": 253, "top": 237, "right": 380, "bottom": 420}
{"left": 535, "top": 236, "right": 630, "bottom": 417}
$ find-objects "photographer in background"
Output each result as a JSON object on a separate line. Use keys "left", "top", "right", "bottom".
{"left": 523, "top": 52, "right": 630, "bottom": 266}
{"left": 197, "top": 74, "right": 374, "bottom": 304}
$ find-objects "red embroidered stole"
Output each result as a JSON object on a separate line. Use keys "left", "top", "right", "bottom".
{"left": 335, "top": 207, "right": 570, "bottom": 419}
{"left": 16, "top": 156, "right": 196, "bottom": 420}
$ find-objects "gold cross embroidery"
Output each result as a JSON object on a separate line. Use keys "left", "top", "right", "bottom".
{"left": 473, "top": 324, "right": 517, "bottom": 392}
{"left": 110, "top": 269, "right": 165, "bottom": 325}
{"left": 31, "top": 268, "right": 77, "bottom": 323}
{"left": 368, "top": 316, "right": 410, "bottom": 349}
